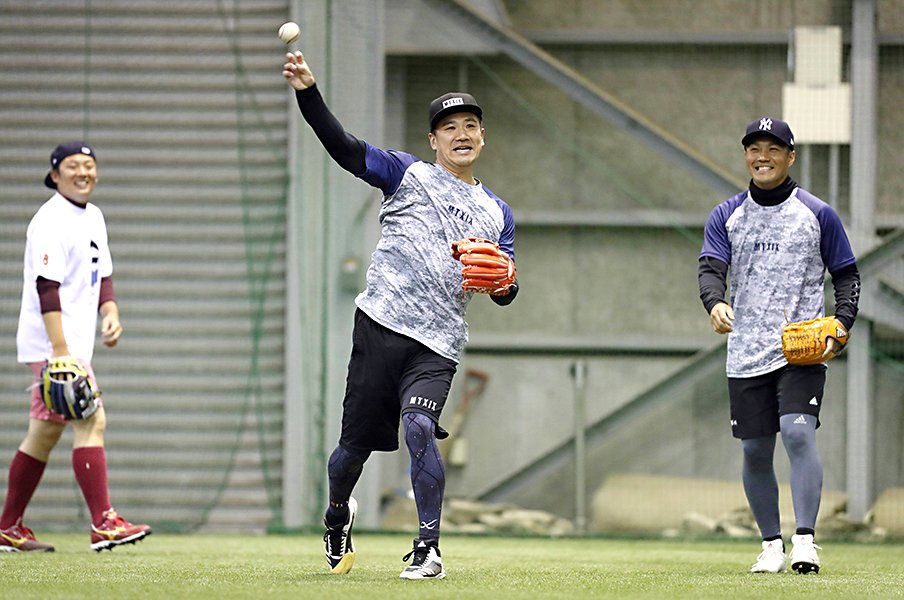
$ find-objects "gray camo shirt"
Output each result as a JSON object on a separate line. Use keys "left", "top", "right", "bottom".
{"left": 356, "top": 143, "right": 516, "bottom": 362}
{"left": 701, "top": 187, "right": 856, "bottom": 378}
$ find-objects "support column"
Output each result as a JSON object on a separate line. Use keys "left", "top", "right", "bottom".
{"left": 283, "top": 0, "right": 330, "bottom": 530}
{"left": 283, "top": 0, "right": 387, "bottom": 528}
{"left": 322, "top": 0, "right": 387, "bottom": 529}
{"left": 845, "top": 0, "right": 878, "bottom": 525}
{"left": 845, "top": 322, "right": 873, "bottom": 521}
{"left": 849, "top": 0, "right": 877, "bottom": 251}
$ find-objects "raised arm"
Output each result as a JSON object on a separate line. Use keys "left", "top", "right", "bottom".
{"left": 282, "top": 51, "right": 366, "bottom": 175}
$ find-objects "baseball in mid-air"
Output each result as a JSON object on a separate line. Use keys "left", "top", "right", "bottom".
{"left": 278, "top": 21, "right": 300, "bottom": 44}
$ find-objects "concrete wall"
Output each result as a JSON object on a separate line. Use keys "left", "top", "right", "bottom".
{"left": 375, "top": 0, "right": 904, "bottom": 524}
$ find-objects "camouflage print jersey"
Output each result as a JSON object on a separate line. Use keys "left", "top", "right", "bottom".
{"left": 700, "top": 187, "right": 855, "bottom": 378}
{"left": 355, "top": 142, "right": 515, "bottom": 363}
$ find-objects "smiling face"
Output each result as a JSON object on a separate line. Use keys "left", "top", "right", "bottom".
{"left": 744, "top": 136, "right": 795, "bottom": 190}
{"left": 428, "top": 112, "right": 485, "bottom": 182}
{"left": 50, "top": 153, "right": 98, "bottom": 204}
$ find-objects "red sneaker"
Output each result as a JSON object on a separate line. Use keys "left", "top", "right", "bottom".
{"left": 90, "top": 508, "right": 151, "bottom": 551}
{"left": 0, "top": 520, "right": 55, "bottom": 552}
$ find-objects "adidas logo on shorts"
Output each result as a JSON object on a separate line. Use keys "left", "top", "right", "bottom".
{"left": 793, "top": 415, "right": 808, "bottom": 425}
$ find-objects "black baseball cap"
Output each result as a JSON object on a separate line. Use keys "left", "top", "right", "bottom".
{"left": 428, "top": 92, "right": 482, "bottom": 131}
{"left": 741, "top": 117, "right": 795, "bottom": 149}
{"left": 44, "top": 141, "right": 97, "bottom": 189}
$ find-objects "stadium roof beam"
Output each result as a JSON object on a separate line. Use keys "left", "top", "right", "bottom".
{"left": 423, "top": 0, "right": 745, "bottom": 197}
{"left": 519, "top": 30, "right": 904, "bottom": 47}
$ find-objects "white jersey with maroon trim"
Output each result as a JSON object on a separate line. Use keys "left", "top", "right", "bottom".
{"left": 17, "top": 193, "right": 113, "bottom": 362}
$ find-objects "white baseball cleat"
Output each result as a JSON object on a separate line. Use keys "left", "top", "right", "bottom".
{"left": 750, "top": 538, "right": 787, "bottom": 573}
{"left": 790, "top": 534, "right": 821, "bottom": 574}
{"left": 400, "top": 538, "right": 445, "bottom": 580}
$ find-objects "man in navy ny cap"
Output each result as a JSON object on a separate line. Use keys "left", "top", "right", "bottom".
{"left": 1, "top": 141, "right": 151, "bottom": 553}
{"left": 741, "top": 116, "right": 795, "bottom": 150}
{"left": 283, "top": 51, "right": 516, "bottom": 579}
{"left": 698, "top": 117, "right": 860, "bottom": 574}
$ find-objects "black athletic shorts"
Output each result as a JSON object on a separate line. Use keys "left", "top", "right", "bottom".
{"left": 727, "top": 364, "right": 827, "bottom": 439}
{"left": 339, "top": 309, "right": 457, "bottom": 452}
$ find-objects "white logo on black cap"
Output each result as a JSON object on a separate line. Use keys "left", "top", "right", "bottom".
{"left": 442, "top": 97, "right": 465, "bottom": 109}
{"left": 81, "top": 146, "right": 92, "bottom": 155}
{"left": 759, "top": 118, "right": 773, "bottom": 131}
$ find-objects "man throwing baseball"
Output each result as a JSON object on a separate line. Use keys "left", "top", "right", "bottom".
{"left": 283, "top": 51, "right": 517, "bottom": 580}
{"left": 698, "top": 118, "right": 860, "bottom": 574}
{"left": 1, "top": 142, "right": 151, "bottom": 552}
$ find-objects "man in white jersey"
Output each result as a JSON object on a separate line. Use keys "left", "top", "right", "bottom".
{"left": 283, "top": 52, "right": 518, "bottom": 579}
{"left": 0, "top": 142, "right": 151, "bottom": 552}
{"left": 699, "top": 118, "right": 860, "bottom": 574}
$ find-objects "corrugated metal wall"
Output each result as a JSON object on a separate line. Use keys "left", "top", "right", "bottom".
{"left": 0, "top": 0, "right": 288, "bottom": 533}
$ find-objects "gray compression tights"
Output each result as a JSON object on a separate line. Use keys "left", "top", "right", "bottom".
{"left": 741, "top": 413, "right": 823, "bottom": 539}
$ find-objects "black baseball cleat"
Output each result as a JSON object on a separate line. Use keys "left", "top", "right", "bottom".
{"left": 323, "top": 497, "right": 357, "bottom": 574}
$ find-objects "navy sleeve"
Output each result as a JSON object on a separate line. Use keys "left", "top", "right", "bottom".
{"left": 816, "top": 205, "right": 857, "bottom": 273}
{"left": 483, "top": 187, "right": 515, "bottom": 261}
{"left": 699, "top": 195, "right": 743, "bottom": 264}
{"left": 491, "top": 192, "right": 516, "bottom": 305}
{"left": 358, "top": 143, "right": 419, "bottom": 196}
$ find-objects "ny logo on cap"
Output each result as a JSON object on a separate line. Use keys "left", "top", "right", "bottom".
{"left": 442, "top": 97, "right": 465, "bottom": 109}
{"left": 758, "top": 118, "right": 773, "bottom": 132}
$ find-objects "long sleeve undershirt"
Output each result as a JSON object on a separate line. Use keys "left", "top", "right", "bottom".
{"left": 294, "top": 85, "right": 366, "bottom": 175}
{"left": 37, "top": 275, "right": 116, "bottom": 314}
{"left": 697, "top": 257, "right": 859, "bottom": 330}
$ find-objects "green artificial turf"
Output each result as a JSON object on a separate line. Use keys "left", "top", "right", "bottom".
{"left": 3, "top": 532, "right": 903, "bottom": 599}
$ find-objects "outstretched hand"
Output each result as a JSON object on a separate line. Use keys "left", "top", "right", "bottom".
{"left": 283, "top": 51, "right": 316, "bottom": 90}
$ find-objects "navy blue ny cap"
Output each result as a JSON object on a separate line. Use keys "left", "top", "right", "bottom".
{"left": 428, "top": 92, "right": 482, "bottom": 131}
{"left": 741, "top": 117, "right": 795, "bottom": 149}
{"left": 44, "top": 141, "right": 97, "bottom": 189}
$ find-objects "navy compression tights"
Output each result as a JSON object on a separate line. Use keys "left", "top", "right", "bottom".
{"left": 324, "top": 413, "right": 445, "bottom": 541}
{"left": 325, "top": 445, "right": 369, "bottom": 527}
{"left": 404, "top": 412, "right": 445, "bottom": 542}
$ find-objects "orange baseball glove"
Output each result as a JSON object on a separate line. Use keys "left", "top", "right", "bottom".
{"left": 781, "top": 316, "right": 849, "bottom": 365}
{"left": 451, "top": 237, "right": 515, "bottom": 296}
